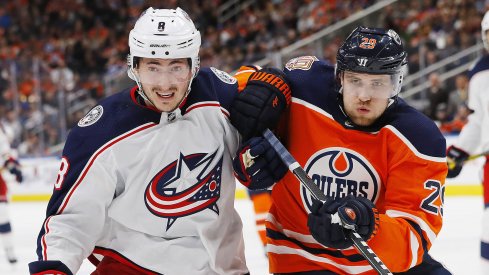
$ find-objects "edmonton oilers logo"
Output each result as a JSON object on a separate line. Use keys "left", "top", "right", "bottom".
{"left": 301, "top": 147, "right": 380, "bottom": 213}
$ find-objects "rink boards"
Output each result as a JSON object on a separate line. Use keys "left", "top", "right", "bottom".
{"left": 5, "top": 135, "right": 484, "bottom": 202}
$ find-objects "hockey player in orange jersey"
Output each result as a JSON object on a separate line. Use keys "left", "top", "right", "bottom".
{"left": 231, "top": 27, "right": 450, "bottom": 274}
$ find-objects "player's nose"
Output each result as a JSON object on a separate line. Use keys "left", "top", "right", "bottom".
{"left": 357, "top": 88, "right": 372, "bottom": 102}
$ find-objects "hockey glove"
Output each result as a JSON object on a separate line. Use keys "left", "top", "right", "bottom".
{"left": 307, "top": 195, "right": 379, "bottom": 249}
{"left": 230, "top": 68, "right": 291, "bottom": 140}
{"left": 29, "top": 260, "right": 73, "bottom": 275}
{"left": 233, "top": 137, "right": 288, "bottom": 190}
{"left": 4, "top": 157, "right": 22, "bottom": 183}
{"left": 446, "top": 145, "right": 469, "bottom": 178}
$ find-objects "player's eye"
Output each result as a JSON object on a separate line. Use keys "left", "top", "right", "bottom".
{"left": 170, "top": 65, "right": 183, "bottom": 72}
{"left": 348, "top": 78, "right": 361, "bottom": 85}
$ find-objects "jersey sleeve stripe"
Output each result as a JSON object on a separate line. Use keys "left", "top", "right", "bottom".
{"left": 267, "top": 244, "right": 373, "bottom": 274}
{"left": 41, "top": 122, "right": 158, "bottom": 260}
{"left": 267, "top": 228, "right": 365, "bottom": 261}
{"left": 384, "top": 125, "right": 446, "bottom": 163}
{"left": 385, "top": 209, "right": 436, "bottom": 247}
{"left": 57, "top": 123, "right": 157, "bottom": 215}
{"left": 220, "top": 107, "right": 230, "bottom": 118}
{"left": 409, "top": 230, "right": 420, "bottom": 268}
{"left": 41, "top": 216, "right": 53, "bottom": 260}
{"left": 267, "top": 213, "right": 317, "bottom": 243}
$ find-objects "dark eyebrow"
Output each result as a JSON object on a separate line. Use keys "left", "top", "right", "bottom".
{"left": 146, "top": 59, "right": 186, "bottom": 66}
{"left": 146, "top": 61, "right": 161, "bottom": 65}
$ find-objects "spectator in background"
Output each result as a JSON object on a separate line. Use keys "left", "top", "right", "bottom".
{"left": 434, "top": 103, "right": 451, "bottom": 128}
{"left": 49, "top": 59, "right": 75, "bottom": 93}
{"left": 439, "top": 103, "right": 470, "bottom": 134}
{"left": 446, "top": 74, "right": 468, "bottom": 118}
{"left": 0, "top": 0, "right": 486, "bottom": 159}
{"left": 425, "top": 72, "right": 449, "bottom": 120}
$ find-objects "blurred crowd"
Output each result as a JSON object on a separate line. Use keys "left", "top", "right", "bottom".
{"left": 0, "top": 0, "right": 486, "bottom": 157}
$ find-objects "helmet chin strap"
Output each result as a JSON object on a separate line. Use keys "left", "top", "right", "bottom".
{"left": 129, "top": 68, "right": 157, "bottom": 108}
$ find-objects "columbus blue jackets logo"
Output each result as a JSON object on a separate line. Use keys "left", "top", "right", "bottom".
{"left": 78, "top": 105, "right": 103, "bottom": 127}
{"left": 145, "top": 151, "right": 223, "bottom": 230}
{"left": 302, "top": 147, "right": 380, "bottom": 213}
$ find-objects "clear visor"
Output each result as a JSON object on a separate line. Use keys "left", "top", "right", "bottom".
{"left": 341, "top": 71, "right": 402, "bottom": 99}
{"left": 135, "top": 61, "right": 192, "bottom": 85}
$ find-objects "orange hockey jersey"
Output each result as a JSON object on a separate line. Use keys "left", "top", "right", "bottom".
{"left": 266, "top": 57, "right": 448, "bottom": 274}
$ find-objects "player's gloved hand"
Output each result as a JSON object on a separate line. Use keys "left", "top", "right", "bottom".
{"left": 446, "top": 145, "right": 469, "bottom": 178}
{"left": 29, "top": 260, "right": 73, "bottom": 275}
{"left": 230, "top": 68, "right": 291, "bottom": 140}
{"left": 4, "top": 157, "right": 23, "bottom": 183}
{"left": 307, "top": 195, "right": 379, "bottom": 249}
{"left": 233, "top": 137, "right": 288, "bottom": 190}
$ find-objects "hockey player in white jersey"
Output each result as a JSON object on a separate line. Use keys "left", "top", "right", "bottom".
{"left": 446, "top": 10, "right": 489, "bottom": 274}
{"left": 0, "top": 124, "right": 22, "bottom": 265}
{"left": 28, "top": 7, "right": 290, "bottom": 275}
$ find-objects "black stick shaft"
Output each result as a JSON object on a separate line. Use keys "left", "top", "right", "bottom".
{"left": 263, "top": 129, "right": 392, "bottom": 275}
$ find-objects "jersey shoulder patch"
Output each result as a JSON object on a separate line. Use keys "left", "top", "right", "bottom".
{"left": 210, "top": 67, "right": 237, "bottom": 84}
{"left": 284, "top": 57, "right": 336, "bottom": 114}
{"left": 285, "top": 56, "right": 320, "bottom": 71}
{"left": 78, "top": 105, "right": 104, "bottom": 127}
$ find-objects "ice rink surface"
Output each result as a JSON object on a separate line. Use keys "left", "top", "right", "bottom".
{"left": 0, "top": 195, "right": 484, "bottom": 275}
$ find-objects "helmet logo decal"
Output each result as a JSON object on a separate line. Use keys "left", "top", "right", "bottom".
{"left": 387, "top": 29, "right": 402, "bottom": 45}
{"left": 158, "top": 22, "right": 165, "bottom": 32}
{"left": 357, "top": 58, "right": 368, "bottom": 67}
{"left": 359, "top": 37, "right": 377, "bottom": 49}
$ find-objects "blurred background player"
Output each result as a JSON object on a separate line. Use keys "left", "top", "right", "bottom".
{"left": 232, "top": 27, "right": 450, "bottom": 274}
{"left": 446, "top": 10, "right": 489, "bottom": 274}
{"left": 0, "top": 123, "right": 22, "bottom": 264}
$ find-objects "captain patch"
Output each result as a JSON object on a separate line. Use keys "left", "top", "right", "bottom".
{"left": 78, "top": 105, "right": 104, "bottom": 127}
{"left": 210, "top": 67, "right": 237, "bottom": 84}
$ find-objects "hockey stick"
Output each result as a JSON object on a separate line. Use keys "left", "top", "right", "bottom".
{"left": 447, "top": 149, "right": 489, "bottom": 170}
{"left": 262, "top": 129, "right": 392, "bottom": 275}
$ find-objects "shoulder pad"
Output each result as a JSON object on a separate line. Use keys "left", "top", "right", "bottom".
{"left": 386, "top": 100, "right": 446, "bottom": 158}
{"left": 184, "top": 67, "right": 239, "bottom": 113}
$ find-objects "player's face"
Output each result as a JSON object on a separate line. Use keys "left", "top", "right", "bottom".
{"left": 136, "top": 58, "right": 192, "bottom": 112}
{"left": 341, "top": 71, "right": 391, "bottom": 126}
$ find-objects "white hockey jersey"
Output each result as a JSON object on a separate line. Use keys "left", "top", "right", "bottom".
{"left": 0, "top": 126, "right": 12, "bottom": 162}
{"left": 455, "top": 55, "right": 489, "bottom": 153}
{"left": 31, "top": 68, "right": 248, "bottom": 275}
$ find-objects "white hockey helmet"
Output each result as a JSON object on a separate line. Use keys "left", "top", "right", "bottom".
{"left": 127, "top": 7, "right": 201, "bottom": 80}
{"left": 481, "top": 10, "right": 489, "bottom": 51}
